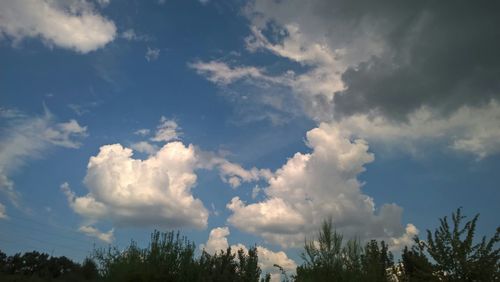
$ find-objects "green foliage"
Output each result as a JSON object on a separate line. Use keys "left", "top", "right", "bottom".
{"left": 295, "top": 219, "right": 394, "bottom": 282}
{"left": 93, "top": 230, "right": 198, "bottom": 282}
{"left": 411, "top": 208, "right": 500, "bottom": 281}
{"left": 1, "top": 208, "right": 497, "bottom": 282}
{"left": 198, "top": 246, "right": 261, "bottom": 282}
{"left": 401, "top": 245, "right": 437, "bottom": 282}
{"left": 93, "top": 230, "right": 262, "bottom": 282}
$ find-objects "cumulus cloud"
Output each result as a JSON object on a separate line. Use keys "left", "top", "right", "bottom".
{"left": 192, "top": 0, "right": 500, "bottom": 158}
{"left": 63, "top": 142, "right": 209, "bottom": 229}
{"left": 390, "top": 223, "right": 419, "bottom": 251}
{"left": 244, "top": 0, "right": 500, "bottom": 120}
{"left": 0, "top": 110, "right": 87, "bottom": 204}
{"left": 331, "top": 101, "right": 500, "bottom": 159}
{"left": 201, "top": 227, "right": 297, "bottom": 281}
{"left": 78, "top": 225, "right": 114, "bottom": 243}
{"left": 0, "top": 0, "right": 116, "bottom": 53}
{"left": 200, "top": 227, "right": 231, "bottom": 254}
{"left": 227, "top": 123, "right": 411, "bottom": 248}
{"left": 145, "top": 47, "right": 160, "bottom": 62}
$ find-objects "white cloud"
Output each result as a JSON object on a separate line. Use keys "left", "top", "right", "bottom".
{"left": 78, "top": 225, "right": 114, "bottom": 243}
{"left": 390, "top": 223, "right": 419, "bottom": 251}
{"left": 201, "top": 227, "right": 297, "bottom": 282}
{"left": 0, "top": 0, "right": 116, "bottom": 53}
{"left": 196, "top": 150, "right": 271, "bottom": 188}
{"left": 63, "top": 142, "right": 209, "bottom": 229}
{"left": 0, "top": 110, "right": 87, "bottom": 204}
{"left": 151, "top": 117, "right": 180, "bottom": 142}
{"left": 145, "top": 47, "right": 160, "bottom": 62}
{"left": 189, "top": 61, "right": 267, "bottom": 86}
{"left": 227, "top": 123, "right": 411, "bottom": 248}
{"left": 200, "top": 227, "right": 230, "bottom": 254}
{"left": 0, "top": 203, "right": 7, "bottom": 219}
{"left": 130, "top": 141, "right": 158, "bottom": 155}
{"left": 332, "top": 101, "right": 500, "bottom": 159}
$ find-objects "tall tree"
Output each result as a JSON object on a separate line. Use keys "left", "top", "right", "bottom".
{"left": 415, "top": 208, "right": 500, "bottom": 281}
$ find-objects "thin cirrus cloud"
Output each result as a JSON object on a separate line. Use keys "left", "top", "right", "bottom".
{"left": 0, "top": 108, "right": 87, "bottom": 207}
{"left": 0, "top": 0, "right": 116, "bottom": 53}
{"left": 192, "top": 0, "right": 500, "bottom": 159}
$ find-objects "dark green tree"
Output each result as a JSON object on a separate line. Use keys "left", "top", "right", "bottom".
{"left": 414, "top": 208, "right": 500, "bottom": 281}
{"left": 361, "top": 240, "right": 393, "bottom": 282}
{"left": 400, "top": 245, "right": 437, "bottom": 282}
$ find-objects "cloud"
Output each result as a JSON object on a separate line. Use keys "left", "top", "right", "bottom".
{"left": 200, "top": 227, "right": 230, "bottom": 254}
{"left": 78, "top": 225, "right": 114, "bottom": 243}
{"left": 189, "top": 61, "right": 267, "bottom": 86}
{"left": 331, "top": 101, "right": 500, "bottom": 159}
{"left": 130, "top": 141, "right": 159, "bottom": 155}
{"left": 63, "top": 142, "right": 209, "bottom": 229}
{"left": 196, "top": 150, "right": 271, "bottom": 188}
{"left": 0, "top": 0, "right": 116, "bottom": 53}
{"left": 145, "top": 47, "right": 160, "bottom": 62}
{"left": 192, "top": 0, "right": 500, "bottom": 157}
{"left": 201, "top": 227, "right": 297, "bottom": 281}
{"left": 0, "top": 203, "right": 7, "bottom": 219}
{"left": 0, "top": 110, "right": 87, "bottom": 204}
{"left": 150, "top": 117, "right": 180, "bottom": 142}
{"left": 390, "top": 223, "right": 419, "bottom": 251}
{"left": 245, "top": 0, "right": 500, "bottom": 120}
{"left": 226, "top": 123, "right": 411, "bottom": 248}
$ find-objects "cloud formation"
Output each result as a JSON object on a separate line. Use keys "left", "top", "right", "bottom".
{"left": 63, "top": 142, "right": 209, "bottom": 229}
{"left": 0, "top": 110, "right": 87, "bottom": 204}
{"left": 0, "top": 0, "right": 116, "bottom": 53}
{"left": 331, "top": 101, "right": 500, "bottom": 159}
{"left": 193, "top": 0, "right": 500, "bottom": 158}
{"left": 227, "top": 123, "right": 413, "bottom": 248}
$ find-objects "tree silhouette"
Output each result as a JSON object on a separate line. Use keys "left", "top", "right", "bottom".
{"left": 413, "top": 208, "right": 500, "bottom": 281}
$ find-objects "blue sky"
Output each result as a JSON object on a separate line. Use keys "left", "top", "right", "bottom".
{"left": 1, "top": 0, "right": 499, "bottom": 277}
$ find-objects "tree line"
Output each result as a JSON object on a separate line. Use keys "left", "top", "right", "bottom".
{"left": 0, "top": 208, "right": 498, "bottom": 281}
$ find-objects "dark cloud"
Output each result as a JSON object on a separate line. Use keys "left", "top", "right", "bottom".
{"left": 333, "top": 1, "right": 500, "bottom": 120}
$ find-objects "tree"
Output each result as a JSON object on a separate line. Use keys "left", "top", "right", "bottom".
{"left": 400, "top": 244, "right": 436, "bottom": 282}
{"left": 361, "top": 240, "right": 393, "bottom": 282}
{"left": 414, "top": 208, "right": 499, "bottom": 281}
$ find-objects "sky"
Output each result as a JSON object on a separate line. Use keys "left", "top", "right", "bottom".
{"left": 1, "top": 0, "right": 499, "bottom": 279}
